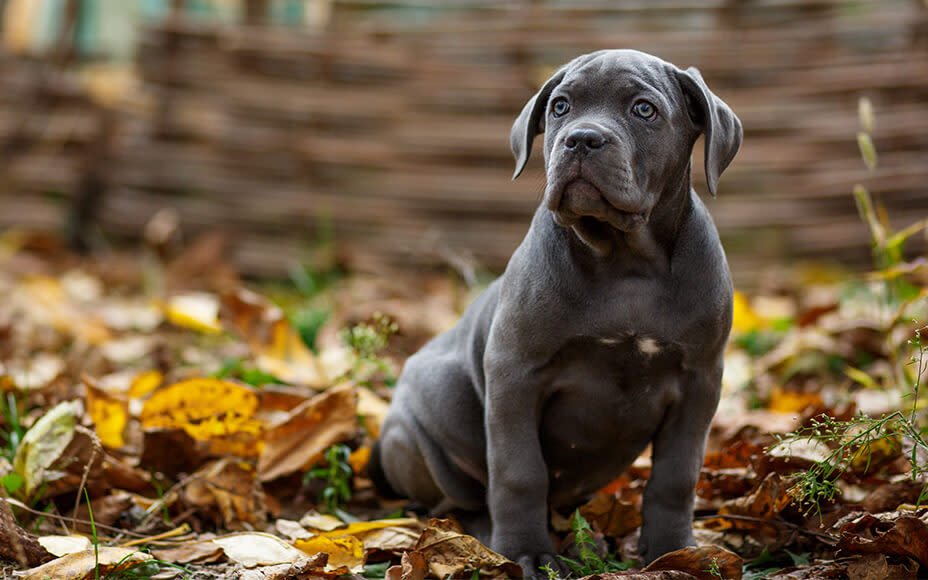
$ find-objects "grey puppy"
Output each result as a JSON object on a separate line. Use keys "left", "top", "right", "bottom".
{"left": 369, "top": 49, "right": 741, "bottom": 576}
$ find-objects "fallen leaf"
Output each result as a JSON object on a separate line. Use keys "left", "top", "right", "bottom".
{"left": 83, "top": 375, "right": 129, "bottom": 448}
{"left": 18, "top": 547, "right": 152, "bottom": 580}
{"left": 293, "top": 534, "right": 366, "bottom": 572}
{"left": 128, "top": 370, "right": 163, "bottom": 399}
{"left": 413, "top": 518, "right": 522, "bottom": 579}
{"left": 845, "top": 553, "right": 918, "bottom": 580}
{"left": 0, "top": 498, "right": 54, "bottom": 566}
{"left": 386, "top": 550, "right": 429, "bottom": 580}
{"left": 140, "top": 378, "right": 263, "bottom": 458}
{"left": 258, "top": 383, "right": 358, "bottom": 481}
{"left": 13, "top": 400, "right": 80, "bottom": 498}
{"left": 212, "top": 532, "right": 307, "bottom": 567}
{"left": 644, "top": 545, "right": 743, "bottom": 580}
{"left": 37, "top": 535, "right": 92, "bottom": 556}
{"left": 165, "top": 292, "right": 223, "bottom": 333}
{"left": 220, "top": 288, "right": 327, "bottom": 387}
{"left": 150, "top": 540, "right": 225, "bottom": 564}
{"left": 767, "top": 386, "right": 823, "bottom": 414}
{"left": 173, "top": 457, "right": 267, "bottom": 529}
{"left": 837, "top": 513, "right": 928, "bottom": 566}
{"left": 577, "top": 494, "right": 642, "bottom": 540}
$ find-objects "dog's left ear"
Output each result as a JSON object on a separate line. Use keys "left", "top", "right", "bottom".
{"left": 510, "top": 69, "right": 567, "bottom": 180}
{"left": 675, "top": 67, "right": 742, "bottom": 196}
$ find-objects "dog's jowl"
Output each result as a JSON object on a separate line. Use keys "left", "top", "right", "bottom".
{"left": 369, "top": 49, "right": 742, "bottom": 577}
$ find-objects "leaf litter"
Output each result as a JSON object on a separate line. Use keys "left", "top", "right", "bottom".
{"left": 0, "top": 223, "right": 927, "bottom": 580}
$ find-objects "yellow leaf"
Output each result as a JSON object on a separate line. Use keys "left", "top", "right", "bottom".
{"left": 768, "top": 386, "right": 823, "bottom": 414}
{"left": 348, "top": 446, "right": 371, "bottom": 474}
{"left": 165, "top": 293, "right": 223, "bottom": 333}
{"left": 731, "top": 291, "right": 763, "bottom": 334}
{"left": 311, "top": 518, "right": 422, "bottom": 539}
{"left": 129, "top": 370, "right": 163, "bottom": 399}
{"left": 293, "top": 534, "right": 365, "bottom": 573}
{"left": 83, "top": 376, "right": 128, "bottom": 449}
{"left": 140, "top": 378, "right": 263, "bottom": 458}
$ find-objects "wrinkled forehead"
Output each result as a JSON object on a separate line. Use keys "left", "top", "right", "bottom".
{"left": 561, "top": 50, "right": 678, "bottom": 95}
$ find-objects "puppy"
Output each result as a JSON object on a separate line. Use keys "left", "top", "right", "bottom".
{"left": 370, "top": 49, "right": 741, "bottom": 577}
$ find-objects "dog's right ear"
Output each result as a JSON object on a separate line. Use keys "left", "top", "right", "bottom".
{"left": 510, "top": 69, "right": 567, "bottom": 180}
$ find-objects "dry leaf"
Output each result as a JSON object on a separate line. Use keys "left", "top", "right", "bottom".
{"left": 838, "top": 513, "right": 928, "bottom": 566}
{"left": 18, "top": 548, "right": 152, "bottom": 580}
{"left": 846, "top": 553, "right": 918, "bottom": 580}
{"left": 83, "top": 375, "right": 129, "bottom": 448}
{"left": 140, "top": 378, "right": 263, "bottom": 458}
{"left": 220, "top": 288, "right": 327, "bottom": 387}
{"left": 644, "top": 545, "right": 743, "bottom": 580}
{"left": 577, "top": 494, "right": 642, "bottom": 540}
{"left": 37, "top": 535, "right": 92, "bottom": 556}
{"left": 293, "top": 534, "right": 366, "bottom": 572}
{"left": 165, "top": 292, "right": 223, "bottom": 333}
{"left": 212, "top": 532, "right": 307, "bottom": 567}
{"left": 414, "top": 518, "right": 522, "bottom": 579}
{"left": 386, "top": 551, "right": 429, "bottom": 580}
{"left": 174, "top": 457, "right": 267, "bottom": 529}
{"left": 13, "top": 400, "right": 80, "bottom": 498}
{"left": 258, "top": 383, "right": 358, "bottom": 481}
{"left": 0, "top": 499, "right": 54, "bottom": 566}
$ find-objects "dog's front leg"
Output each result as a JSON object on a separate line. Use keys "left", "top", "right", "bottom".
{"left": 483, "top": 350, "right": 557, "bottom": 578}
{"left": 639, "top": 366, "right": 722, "bottom": 563}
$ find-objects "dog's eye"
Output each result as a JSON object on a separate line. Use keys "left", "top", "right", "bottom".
{"left": 633, "top": 101, "right": 657, "bottom": 120}
{"left": 551, "top": 98, "right": 570, "bottom": 118}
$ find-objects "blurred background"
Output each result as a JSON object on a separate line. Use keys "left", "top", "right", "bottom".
{"left": 0, "top": 0, "right": 926, "bottom": 287}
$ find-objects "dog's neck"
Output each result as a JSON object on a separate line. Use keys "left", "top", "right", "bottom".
{"left": 562, "top": 166, "right": 693, "bottom": 270}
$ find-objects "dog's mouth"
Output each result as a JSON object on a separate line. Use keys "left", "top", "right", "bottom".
{"left": 551, "top": 179, "right": 647, "bottom": 232}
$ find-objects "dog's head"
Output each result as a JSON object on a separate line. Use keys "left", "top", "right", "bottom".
{"left": 511, "top": 50, "right": 741, "bottom": 232}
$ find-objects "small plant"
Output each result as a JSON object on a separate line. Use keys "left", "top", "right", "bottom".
{"left": 705, "top": 556, "right": 723, "bottom": 579}
{"left": 305, "top": 443, "right": 353, "bottom": 513}
{"left": 555, "top": 512, "right": 631, "bottom": 578}
{"left": 213, "top": 358, "right": 286, "bottom": 387}
{"left": 339, "top": 313, "right": 399, "bottom": 386}
{"left": 773, "top": 326, "right": 928, "bottom": 515}
{"left": 1, "top": 391, "right": 25, "bottom": 462}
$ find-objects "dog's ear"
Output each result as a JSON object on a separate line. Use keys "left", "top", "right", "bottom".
{"left": 510, "top": 69, "right": 567, "bottom": 180}
{"left": 675, "top": 67, "right": 742, "bottom": 196}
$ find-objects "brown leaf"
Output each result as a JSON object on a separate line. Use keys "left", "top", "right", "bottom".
{"left": 386, "top": 551, "right": 429, "bottom": 580}
{"left": 220, "top": 288, "right": 327, "bottom": 387}
{"left": 718, "top": 472, "right": 793, "bottom": 521}
{"left": 0, "top": 498, "right": 54, "bottom": 567}
{"left": 846, "top": 553, "right": 919, "bottom": 580}
{"left": 578, "top": 572, "right": 698, "bottom": 580}
{"left": 414, "top": 518, "right": 523, "bottom": 579}
{"left": 258, "top": 383, "right": 359, "bottom": 482}
{"left": 173, "top": 457, "right": 267, "bottom": 529}
{"left": 838, "top": 513, "right": 928, "bottom": 566}
{"left": 578, "top": 493, "right": 642, "bottom": 540}
{"left": 644, "top": 545, "right": 743, "bottom": 580}
{"left": 150, "top": 540, "right": 226, "bottom": 564}
{"left": 861, "top": 480, "right": 926, "bottom": 513}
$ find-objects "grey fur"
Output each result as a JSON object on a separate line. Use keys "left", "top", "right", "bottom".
{"left": 373, "top": 49, "right": 742, "bottom": 578}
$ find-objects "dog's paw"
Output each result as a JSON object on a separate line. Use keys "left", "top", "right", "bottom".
{"left": 517, "top": 552, "right": 563, "bottom": 580}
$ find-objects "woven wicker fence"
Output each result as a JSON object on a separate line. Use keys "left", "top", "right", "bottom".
{"left": 2, "top": 0, "right": 927, "bottom": 285}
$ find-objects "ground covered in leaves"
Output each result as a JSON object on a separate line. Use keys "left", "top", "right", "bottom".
{"left": 0, "top": 226, "right": 927, "bottom": 580}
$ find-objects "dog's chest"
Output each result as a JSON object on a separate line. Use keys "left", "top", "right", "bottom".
{"left": 538, "top": 334, "right": 683, "bottom": 502}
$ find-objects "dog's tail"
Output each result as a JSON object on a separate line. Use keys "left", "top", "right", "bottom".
{"left": 366, "top": 439, "right": 403, "bottom": 499}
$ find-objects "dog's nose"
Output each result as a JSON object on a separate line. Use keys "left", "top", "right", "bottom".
{"left": 564, "top": 128, "right": 606, "bottom": 152}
